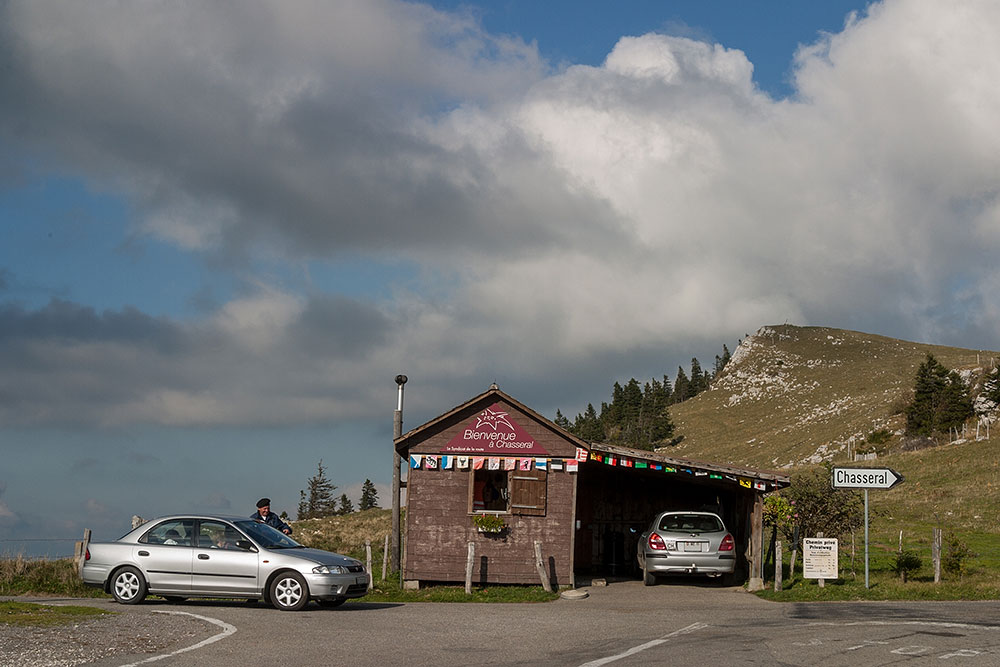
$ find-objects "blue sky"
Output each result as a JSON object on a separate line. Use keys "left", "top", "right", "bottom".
{"left": 3, "top": 0, "right": 1000, "bottom": 556}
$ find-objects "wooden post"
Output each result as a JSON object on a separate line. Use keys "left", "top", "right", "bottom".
{"left": 77, "top": 529, "right": 91, "bottom": 578}
{"left": 465, "top": 542, "right": 475, "bottom": 594}
{"left": 381, "top": 534, "right": 389, "bottom": 581}
{"left": 748, "top": 494, "right": 764, "bottom": 591}
{"left": 789, "top": 525, "right": 799, "bottom": 581}
{"left": 533, "top": 541, "right": 553, "bottom": 593}
{"left": 817, "top": 531, "right": 825, "bottom": 588}
{"left": 774, "top": 539, "right": 783, "bottom": 591}
{"left": 365, "top": 541, "right": 373, "bottom": 586}
{"left": 933, "top": 528, "right": 942, "bottom": 583}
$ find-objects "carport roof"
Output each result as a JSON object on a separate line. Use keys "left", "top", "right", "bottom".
{"left": 589, "top": 441, "right": 791, "bottom": 490}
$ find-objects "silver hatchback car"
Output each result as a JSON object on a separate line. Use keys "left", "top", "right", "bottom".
{"left": 637, "top": 511, "right": 736, "bottom": 585}
{"left": 82, "top": 514, "right": 368, "bottom": 611}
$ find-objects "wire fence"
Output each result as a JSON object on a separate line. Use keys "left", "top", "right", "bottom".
{"left": 0, "top": 538, "right": 81, "bottom": 560}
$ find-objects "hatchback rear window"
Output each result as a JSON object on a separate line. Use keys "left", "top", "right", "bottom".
{"left": 659, "top": 514, "right": 723, "bottom": 533}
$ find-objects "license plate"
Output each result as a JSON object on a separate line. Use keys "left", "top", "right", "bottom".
{"left": 682, "top": 542, "right": 702, "bottom": 552}
{"left": 356, "top": 575, "right": 368, "bottom": 585}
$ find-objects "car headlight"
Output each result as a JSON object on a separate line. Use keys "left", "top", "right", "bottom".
{"left": 313, "top": 565, "right": 348, "bottom": 574}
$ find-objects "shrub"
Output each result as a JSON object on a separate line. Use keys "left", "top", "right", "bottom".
{"left": 893, "top": 550, "right": 922, "bottom": 583}
{"left": 942, "top": 534, "right": 975, "bottom": 579}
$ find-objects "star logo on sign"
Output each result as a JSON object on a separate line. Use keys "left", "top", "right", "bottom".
{"left": 475, "top": 408, "right": 515, "bottom": 432}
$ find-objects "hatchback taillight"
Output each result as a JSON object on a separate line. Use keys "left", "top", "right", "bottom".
{"left": 719, "top": 534, "right": 734, "bottom": 552}
{"left": 648, "top": 533, "right": 666, "bottom": 551}
{"left": 85, "top": 549, "right": 90, "bottom": 561}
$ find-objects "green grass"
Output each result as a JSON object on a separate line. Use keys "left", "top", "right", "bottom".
{"left": 0, "top": 600, "right": 112, "bottom": 627}
{"left": 0, "top": 556, "right": 105, "bottom": 598}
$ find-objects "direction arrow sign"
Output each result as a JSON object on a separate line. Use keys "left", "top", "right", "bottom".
{"left": 831, "top": 467, "right": 904, "bottom": 490}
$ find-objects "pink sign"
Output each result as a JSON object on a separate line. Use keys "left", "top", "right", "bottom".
{"left": 442, "top": 404, "right": 550, "bottom": 455}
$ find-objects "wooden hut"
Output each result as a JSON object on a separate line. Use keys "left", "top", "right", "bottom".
{"left": 395, "top": 384, "right": 790, "bottom": 589}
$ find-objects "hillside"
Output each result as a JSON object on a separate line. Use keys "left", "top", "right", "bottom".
{"left": 669, "top": 324, "right": 997, "bottom": 470}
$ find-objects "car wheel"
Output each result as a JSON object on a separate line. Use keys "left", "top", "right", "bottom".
{"left": 643, "top": 566, "right": 657, "bottom": 587}
{"left": 162, "top": 596, "right": 187, "bottom": 603}
{"left": 111, "top": 566, "right": 147, "bottom": 605}
{"left": 270, "top": 572, "right": 309, "bottom": 611}
{"left": 317, "top": 597, "right": 346, "bottom": 608}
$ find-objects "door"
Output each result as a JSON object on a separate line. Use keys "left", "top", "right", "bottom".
{"left": 136, "top": 519, "right": 194, "bottom": 593}
{"left": 191, "top": 520, "right": 260, "bottom": 595}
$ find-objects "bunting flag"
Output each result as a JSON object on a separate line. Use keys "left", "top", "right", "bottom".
{"left": 566, "top": 459, "right": 579, "bottom": 473}
{"left": 576, "top": 448, "right": 588, "bottom": 461}
{"left": 604, "top": 456, "right": 617, "bottom": 466}
{"left": 621, "top": 458, "right": 633, "bottom": 468}
{"left": 725, "top": 474, "right": 736, "bottom": 481}
{"left": 472, "top": 457, "right": 485, "bottom": 470}
{"left": 695, "top": 471, "right": 707, "bottom": 477}
{"left": 425, "top": 455, "right": 438, "bottom": 469}
{"left": 442, "top": 455, "right": 454, "bottom": 470}
{"left": 457, "top": 456, "right": 470, "bottom": 470}
{"left": 739, "top": 478, "right": 752, "bottom": 488}
{"left": 519, "top": 458, "right": 533, "bottom": 471}
{"left": 409, "top": 455, "right": 423, "bottom": 469}
{"left": 488, "top": 457, "right": 500, "bottom": 470}
{"left": 651, "top": 463, "right": 663, "bottom": 471}
{"left": 590, "top": 451, "right": 602, "bottom": 461}
{"left": 664, "top": 467, "right": 676, "bottom": 473}
{"left": 550, "top": 459, "right": 564, "bottom": 471}
{"left": 635, "top": 461, "right": 648, "bottom": 469}
{"left": 504, "top": 457, "right": 517, "bottom": 471}
{"left": 709, "top": 473, "right": 722, "bottom": 480}
{"left": 754, "top": 480, "right": 767, "bottom": 491}
{"left": 534, "top": 457, "right": 548, "bottom": 470}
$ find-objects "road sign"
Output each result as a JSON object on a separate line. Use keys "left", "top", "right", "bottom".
{"left": 831, "top": 467, "right": 904, "bottom": 490}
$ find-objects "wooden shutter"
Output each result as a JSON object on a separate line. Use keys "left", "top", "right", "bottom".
{"left": 509, "top": 468, "right": 546, "bottom": 516}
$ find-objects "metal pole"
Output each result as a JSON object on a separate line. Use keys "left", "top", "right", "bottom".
{"left": 391, "top": 375, "right": 407, "bottom": 576}
{"left": 864, "top": 488, "right": 870, "bottom": 589}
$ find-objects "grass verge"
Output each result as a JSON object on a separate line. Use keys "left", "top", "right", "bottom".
{"left": 0, "top": 600, "right": 112, "bottom": 627}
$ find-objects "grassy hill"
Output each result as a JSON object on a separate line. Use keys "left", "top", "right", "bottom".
{"left": 668, "top": 324, "right": 1000, "bottom": 544}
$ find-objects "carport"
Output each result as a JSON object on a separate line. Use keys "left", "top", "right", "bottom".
{"left": 396, "top": 385, "right": 790, "bottom": 589}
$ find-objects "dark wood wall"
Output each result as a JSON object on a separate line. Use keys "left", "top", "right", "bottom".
{"left": 403, "top": 398, "right": 579, "bottom": 585}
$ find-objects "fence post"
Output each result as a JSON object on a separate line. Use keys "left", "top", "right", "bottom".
{"left": 365, "top": 541, "right": 372, "bottom": 586}
{"left": 533, "top": 541, "right": 553, "bottom": 592}
{"left": 76, "top": 529, "right": 91, "bottom": 578}
{"left": 774, "top": 540, "right": 783, "bottom": 592}
{"left": 465, "top": 542, "right": 475, "bottom": 594}
{"left": 932, "top": 528, "right": 942, "bottom": 583}
{"left": 382, "top": 534, "right": 389, "bottom": 582}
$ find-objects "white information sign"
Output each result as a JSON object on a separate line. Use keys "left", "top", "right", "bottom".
{"left": 802, "top": 538, "right": 839, "bottom": 579}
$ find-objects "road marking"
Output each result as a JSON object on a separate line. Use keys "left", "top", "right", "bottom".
{"left": 892, "top": 645, "right": 933, "bottom": 656}
{"left": 940, "top": 649, "right": 983, "bottom": 659}
{"left": 578, "top": 622, "right": 709, "bottom": 667}
{"left": 118, "top": 610, "right": 236, "bottom": 666}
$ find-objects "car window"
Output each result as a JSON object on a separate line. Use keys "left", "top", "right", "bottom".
{"left": 198, "top": 520, "right": 252, "bottom": 551}
{"left": 236, "top": 519, "right": 303, "bottom": 549}
{"left": 142, "top": 519, "right": 195, "bottom": 546}
{"left": 659, "top": 514, "right": 723, "bottom": 533}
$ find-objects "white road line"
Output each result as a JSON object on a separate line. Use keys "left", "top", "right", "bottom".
{"left": 578, "top": 622, "right": 709, "bottom": 667}
{"left": 118, "top": 610, "right": 237, "bottom": 666}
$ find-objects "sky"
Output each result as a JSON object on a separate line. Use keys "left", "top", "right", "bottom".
{"left": 3, "top": 0, "right": 999, "bottom": 557}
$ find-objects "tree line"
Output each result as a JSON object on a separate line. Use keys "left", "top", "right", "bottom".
{"left": 554, "top": 344, "right": 733, "bottom": 451}
{"left": 904, "top": 353, "right": 998, "bottom": 440}
{"left": 297, "top": 460, "right": 380, "bottom": 520}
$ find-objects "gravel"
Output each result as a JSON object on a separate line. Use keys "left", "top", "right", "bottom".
{"left": 0, "top": 603, "right": 214, "bottom": 667}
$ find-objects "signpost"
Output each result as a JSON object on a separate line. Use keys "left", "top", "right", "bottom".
{"left": 831, "top": 467, "right": 904, "bottom": 588}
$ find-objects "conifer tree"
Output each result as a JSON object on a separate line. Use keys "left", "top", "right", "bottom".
{"left": 359, "top": 478, "right": 379, "bottom": 510}
{"left": 298, "top": 459, "right": 338, "bottom": 519}
{"left": 905, "top": 354, "right": 973, "bottom": 438}
{"left": 338, "top": 493, "right": 354, "bottom": 515}
{"left": 672, "top": 367, "right": 690, "bottom": 404}
{"left": 554, "top": 409, "right": 572, "bottom": 430}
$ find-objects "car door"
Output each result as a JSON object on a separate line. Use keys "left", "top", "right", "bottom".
{"left": 136, "top": 519, "right": 194, "bottom": 593}
{"left": 190, "top": 520, "right": 260, "bottom": 595}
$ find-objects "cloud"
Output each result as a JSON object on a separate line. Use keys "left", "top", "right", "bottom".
{"left": 1, "top": 0, "right": 999, "bottom": 430}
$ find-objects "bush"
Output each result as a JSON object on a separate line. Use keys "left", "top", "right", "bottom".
{"left": 943, "top": 535, "right": 975, "bottom": 579}
{"left": 893, "top": 550, "right": 922, "bottom": 583}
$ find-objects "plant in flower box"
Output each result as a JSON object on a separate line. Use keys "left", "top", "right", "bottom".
{"left": 472, "top": 514, "right": 507, "bottom": 533}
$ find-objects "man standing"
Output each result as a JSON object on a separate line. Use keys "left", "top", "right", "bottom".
{"left": 252, "top": 498, "right": 293, "bottom": 535}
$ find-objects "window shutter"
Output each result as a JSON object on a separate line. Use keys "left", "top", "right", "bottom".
{"left": 509, "top": 469, "right": 546, "bottom": 516}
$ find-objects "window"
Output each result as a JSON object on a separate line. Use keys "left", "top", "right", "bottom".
{"left": 142, "top": 519, "right": 194, "bottom": 546}
{"left": 469, "top": 467, "right": 546, "bottom": 517}
{"left": 198, "top": 520, "right": 249, "bottom": 551}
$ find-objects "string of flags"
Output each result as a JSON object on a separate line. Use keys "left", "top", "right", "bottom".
{"left": 408, "top": 446, "right": 774, "bottom": 491}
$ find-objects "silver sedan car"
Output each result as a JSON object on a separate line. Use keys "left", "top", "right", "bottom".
{"left": 636, "top": 511, "right": 736, "bottom": 585}
{"left": 82, "top": 514, "right": 368, "bottom": 611}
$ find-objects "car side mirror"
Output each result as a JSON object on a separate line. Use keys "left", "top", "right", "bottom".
{"left": 236, "top": 540, "right": 257, "bottom": 552}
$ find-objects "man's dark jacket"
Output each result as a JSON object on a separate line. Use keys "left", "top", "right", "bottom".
{"left": 251, "top": 511, "right": 292, "bottom": 534}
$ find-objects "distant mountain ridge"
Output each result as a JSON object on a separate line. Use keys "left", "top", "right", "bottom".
{"left": 667, "top": 325, "right": 999, "bottom": 470}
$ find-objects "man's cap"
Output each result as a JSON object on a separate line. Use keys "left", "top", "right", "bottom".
{"left": 256, "top": 498, "right": 270, "bottom": 508}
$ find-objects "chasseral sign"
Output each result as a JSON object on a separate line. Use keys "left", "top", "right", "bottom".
{"left": 831, "top": 466, "right": 904, "bottom": 490}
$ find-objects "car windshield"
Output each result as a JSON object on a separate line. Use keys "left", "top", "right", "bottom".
{"left": 659, "top": 514, "right": 723, "bottom": 533}
{"left": 235, "top": 519, "right": 303, "bottom": 549}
